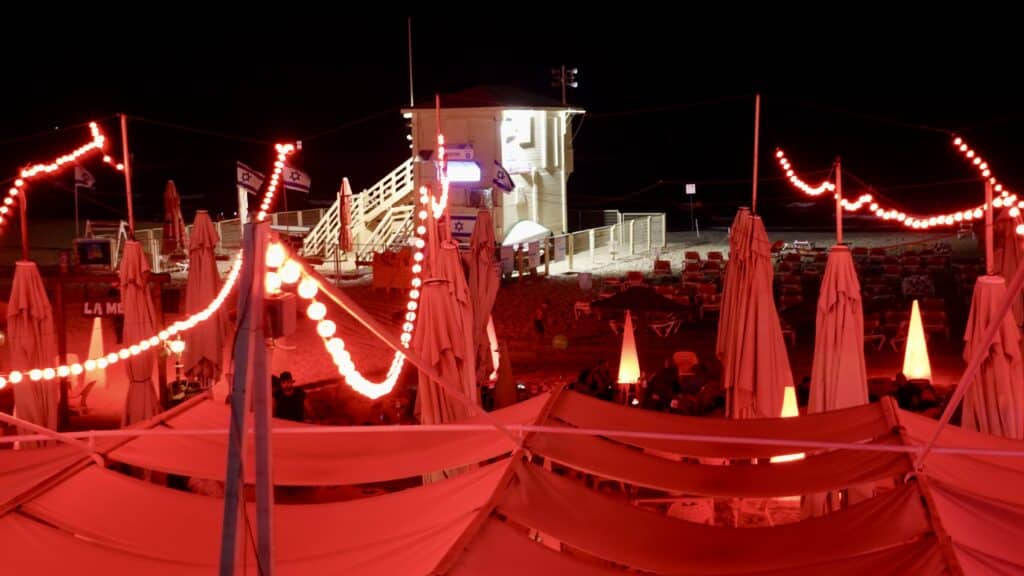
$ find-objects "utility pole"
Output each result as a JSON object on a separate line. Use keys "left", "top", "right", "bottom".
{"left": 550, "top": 65, "right": 578, "bottom": 106}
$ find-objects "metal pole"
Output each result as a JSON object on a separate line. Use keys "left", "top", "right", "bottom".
{"left": 646, "top": 215, "right": 653, "bottom": 253}
{"left": 561, "top": 64, "right": 567, "bottom": 106}
{"left": 407, "top": 17, "right": 415, "bottom": 107}
{"left": 54, "top": 280, "right": 69, "bottom": 430}
{"left": 74, "top": 184, "right": 80, "bottom": 238}
{"left": 985, "top": 180, "right": 994, "bottom": 275}
{"left": 589, "top": 229, "right": 595, "bottom": 267}
{"left": 120, "top": 114, "right": 135, "bottom": 237}
{"left": 568, "top": 233, "right": 574, "bottom": 270}
{"left": 219, "top": 221, "right": 272, "bottom": 575}
{"left": 751, "top": 93, "right": 761, "bottom": 214}
{"left": 19, "top": 188, "right": 29, "bottom": 261}
{"left": 689, "top": 195, "right": 695, "bottom": 232}
{"left": 835, "top": 157, "right": 843, "bottom": 244}
{"left": 250, "top": 223, "right": 273, "bottom": 576}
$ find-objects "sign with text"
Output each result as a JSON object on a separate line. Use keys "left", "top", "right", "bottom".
{"left": 445, "top": 143, "right": 474, "bottom": 161}
{"left": 83, "top": 300, "right": 123, "bottom": 317}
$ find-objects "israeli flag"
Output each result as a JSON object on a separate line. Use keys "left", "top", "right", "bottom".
{"left": 283, "top": 165, "right": 312, "bottom": 194}
{"left": 237, "top": 161, "right": 265, "bottom": 195}
{"left": 75, "top": 165, "right": 96, "bottom": 188}
{"left": 450, "top": 214, "right": 477, "bottom": 241}
{"left": 493, "top": 160, "right": 514, "bottom": 192}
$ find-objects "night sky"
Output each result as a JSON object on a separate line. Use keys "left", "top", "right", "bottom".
{"left": 2, "top": 14, "right": 1019, "bottom": 231}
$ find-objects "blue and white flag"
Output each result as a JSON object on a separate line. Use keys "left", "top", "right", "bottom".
{"left": 450, "top": 214, "right": 477, "bottom": 241}
{"left": 75, "top": 165, "right": 95, "bottom": 189}
{"left": 283, "top": 165, "right": 312, "bottom": 194}
{"left": 237, "top": 161, "right": 265, "bottom": 195}
{"left": 493, "top": 160, "right": 514, "bottom": 192}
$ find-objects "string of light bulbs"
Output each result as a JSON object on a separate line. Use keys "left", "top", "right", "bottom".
{"left": 0, "top": 257, "right": 242, "bottom": 390}
{"left": 1, "top": 122, "right": 124, "bottom": 235}
{"left": 0, "top": 140, "right": 300, "bottom": 390}
{"left": 775, "top": 135, "right": 1024, "bottom": 234}
{"left": 264, "top": 133, "right": 449, "bottom": 399}
{"left": 0, "top": 131, "right": 444, "bottom": 399}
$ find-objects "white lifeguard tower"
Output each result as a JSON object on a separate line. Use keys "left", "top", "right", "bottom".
{"left": 301, "top": 87, "right": 582, "bottom": 263}
{"left": 404, "top": 87, "right": 583, "bottom": 244}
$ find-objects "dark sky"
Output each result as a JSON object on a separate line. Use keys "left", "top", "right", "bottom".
{"left": 2, "top": 14, "right": 1020, "bottom": 230}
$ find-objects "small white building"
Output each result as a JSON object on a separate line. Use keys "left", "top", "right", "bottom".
{"left": 403, "top": 87, "right": 583, "bottom": 244}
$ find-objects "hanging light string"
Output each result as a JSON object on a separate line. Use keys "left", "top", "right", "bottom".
{"left": 1, "top": 122, "right": 124, "bottom": 235}
{"left": 0, "top": 140, "right": 299, "bottom": 390}
{"left": 264, "top": 133, "right": 449, "bottom": 400}
{"left": 775, "top": 135, "right": 1024, "bottom": 232}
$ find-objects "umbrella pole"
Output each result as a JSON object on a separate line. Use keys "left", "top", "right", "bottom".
{"left": 19, "top": 187, "right": 28, "bottom": 260}
{"left": 835, "top": 157, "right": 843, "bottom": 244}
{"left": 986, "top": 180, "right": 994, "bottom": 275}
{"left": 751, "top": 93, "right": 761, "bottom": 214}
{"left": 120, "top": 114, "right": 135, "bottom": 237}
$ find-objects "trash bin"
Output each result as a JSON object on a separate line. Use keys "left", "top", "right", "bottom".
{"left": 577, "top": 272, "right": 593, "bottom": 291}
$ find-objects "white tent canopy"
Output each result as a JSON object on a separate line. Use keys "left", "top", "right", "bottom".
{"left": 501, "top": 219, "right": 550, "bottom": 247}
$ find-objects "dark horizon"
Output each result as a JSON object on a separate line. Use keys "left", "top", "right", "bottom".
{"left": 2, "top": 15, "right": 1019, "bottom": 232}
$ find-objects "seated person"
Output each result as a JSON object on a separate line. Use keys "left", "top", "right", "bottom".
{"left": 678, "top": 364, "right": 706, "bottom": 396}
{"left": 273, "top": 371, "right": 306, "bottom": 422}
{"left": 643, "top": 359, "right": 679, "bottom": 411}
{"left": 590, "top": 359, "right": 614, "bottom": 401}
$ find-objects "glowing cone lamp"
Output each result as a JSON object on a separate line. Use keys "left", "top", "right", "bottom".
{"left": 770, "top": 385, "right": 804, "bottom": 463}
{"left": 86, "top": 317, "right": 106, "bottom": 388}
{"left": 486, "top": 316, "right": 500, "bottom": 382}
{"left": 617, "top": 311, "right": 641, "bottom": 385}
{"left": 902, "top": 299, "right": 932, "bottom": 381}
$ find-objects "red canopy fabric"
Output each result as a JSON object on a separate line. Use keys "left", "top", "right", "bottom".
{"left": 6, "top": 261, "right": 59, "bottom": 441}
{"left": 183, "top": 210, "right": 227, "bottom": 384}
{"left": 962, "top": 275, "right": 1024, "bottom": 439}
{"left": 720, "top": 215, "right": 792, "bottom": 418}
{"left": 120, "top": 241, "right": 160, "bottom": 425}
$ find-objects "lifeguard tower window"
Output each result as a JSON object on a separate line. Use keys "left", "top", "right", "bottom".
{"left": 469, "top": 189, "right": 493, "bottom": 209}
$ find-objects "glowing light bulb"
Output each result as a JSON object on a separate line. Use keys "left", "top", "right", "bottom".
{"left": 317, "top": 320, "right": 337, "bottom": 338}
{"left": 169, "top": 339, "right": 186, "bottom": 355}
{"left": 265, "top": 272, "right": 283, "bottom": 293}
{"left": 307, "top": 301, "right": 327, "bottom": 321}
{"left": 326, "top": 338, "right": 345, "bottom": 355}
{"left": 280, "top": 260, "right": 301, "bottom": 284}
{"left": 298, "top": 277, "right": 318, "bottom": 299}
{"left": 266, "top": 243, "right": 286, "bottom": 268}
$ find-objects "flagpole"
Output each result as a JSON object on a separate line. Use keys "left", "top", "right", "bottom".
{"left": 74, "top": 184, "right": 80, "bottom": 238}
{"left": 407, "top": 17, "right": 415, "bottom": 107}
